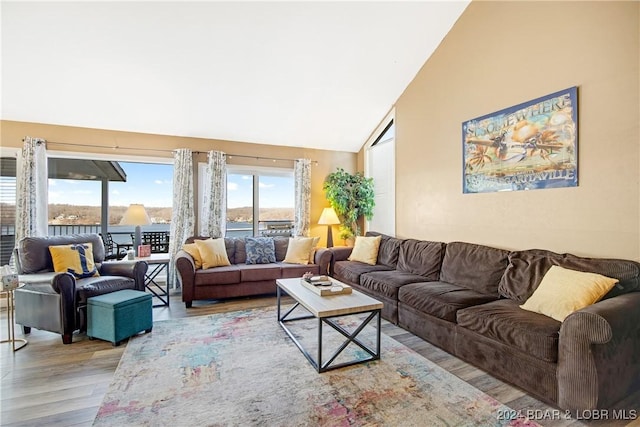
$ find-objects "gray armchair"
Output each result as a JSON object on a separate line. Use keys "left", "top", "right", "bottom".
{"left": 14, "top": 233, "right": 148, "bottom": 344}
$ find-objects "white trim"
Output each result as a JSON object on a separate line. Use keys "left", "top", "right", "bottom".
{"left": 227, "top": 164, "right": 293, "bottom": 177}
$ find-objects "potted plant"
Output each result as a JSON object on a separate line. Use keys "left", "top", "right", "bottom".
{"left": 323, "top": 168, "right": 375, "bottom": 242}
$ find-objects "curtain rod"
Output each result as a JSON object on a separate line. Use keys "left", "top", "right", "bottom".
{"left": 31, "top": 139, "right": 319, "bottom": 164}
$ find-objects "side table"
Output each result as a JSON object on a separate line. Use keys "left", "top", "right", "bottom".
{"left": 1, "top": 288, "right": 28, "bottom": 351}
{"left": 106, "top": 254, "right": 171, "bottom": 307}
{"left": 138, "top": 254, "right": 171, "bottom": 307}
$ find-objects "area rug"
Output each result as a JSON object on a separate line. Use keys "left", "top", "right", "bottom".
{"left": 94, "top": 306, "right": 537, "bottom": 426}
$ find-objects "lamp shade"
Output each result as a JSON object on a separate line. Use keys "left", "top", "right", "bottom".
{"left": 318, "top": 207, "right": 340, "bottom": 225}
{"left": 120, "top": 204, "right": 152, "bottom": 226}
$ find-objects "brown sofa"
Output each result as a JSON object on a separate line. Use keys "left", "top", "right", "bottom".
{"left": 14, "top": 233, "right": 148, "bottom": 344}
{"left": 175, "top": 236, "right": 332, "bottom": 308}
{"left": 329, "top": 232, "right": 640, "bottom": 412}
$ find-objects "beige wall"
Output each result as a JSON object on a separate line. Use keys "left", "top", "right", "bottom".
{"left": 0, "top": 120, "right": 357, "bottom": 247}
{"left": 394, "top": 1, "right": 639, "bottom": 260}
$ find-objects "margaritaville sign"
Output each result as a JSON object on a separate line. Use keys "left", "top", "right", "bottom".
{"left": 462, "top": 87, "right": 578, "bottom": 194}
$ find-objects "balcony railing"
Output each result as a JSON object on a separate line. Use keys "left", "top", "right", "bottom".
{"left": 1, "top": 220, "right": 294, "bottom": 265}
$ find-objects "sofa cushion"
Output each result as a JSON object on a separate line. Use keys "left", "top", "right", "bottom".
{"left": 397, "top": 239, "right": 445, "bottom": 280}
{"left": 279, "top": 262, "right": 321, "bottom": 278}
{"left": 273, "top": 237, "right": 289, "bottom": 262}
{"left": 333, "top": 260, "right": 391, "bottom": 286}
{"left": 75, "top": 276, "right": 136, "bottom": 305}
{"left": 366, "top": 231, "right": 402, "bottom": 268}
{"left": 245, "top": 237, "right": 276, "bottom": 264}
{"left": 499, "top": 249, "right": 640, "bottom": 304}
{"left": 18, "top": 233, "right": 105, "bottom": 274}
{"left": 194, "top": 265, "right": 241, "bottom": 286}
{"left": 239, "top": 264, "right": 281, "bottom": 282}
{"left": 360, "top": 270, "right": 428, "bottom": 300}
{"left": 398, "top": 281, "right": 498, "bottom": 323}
{"left": 440, "top": 241, "right": 509, "bottom": 296}
{"left": 457, "top": 299, "right": 561, "bottom": 363}
{"left": 519, "top": 266, "right": 618, "bottom": 322}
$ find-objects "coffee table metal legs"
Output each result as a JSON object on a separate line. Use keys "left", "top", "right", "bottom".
{"left": 277, "top": 286, "right": 381, "bottom": 373}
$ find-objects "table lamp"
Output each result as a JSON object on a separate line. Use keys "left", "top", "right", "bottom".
{"left": 318, "top": 207, "right": 340, "bottom": 248}
{"left": 120, "top": 204, "right": 152, "bottom": 256}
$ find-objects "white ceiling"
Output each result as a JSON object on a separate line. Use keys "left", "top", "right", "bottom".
{"left": 1, "top": 1, "right": 469, "bottom": 153}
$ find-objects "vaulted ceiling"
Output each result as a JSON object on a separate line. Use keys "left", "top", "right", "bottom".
{"left": 1, "top": 1, "right": 469, "bottom": 153}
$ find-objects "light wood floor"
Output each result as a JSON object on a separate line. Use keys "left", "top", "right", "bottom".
{"left": 2, "top": 293, "right": 639, "bottom": 427}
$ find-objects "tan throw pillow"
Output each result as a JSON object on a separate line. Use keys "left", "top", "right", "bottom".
{"left": 295, "top": 236, "right": 321, "bottom": 263}
{"left": 49, "top": 243, "right": 99, "bottom": 279}
{"left": 182, "top": 243, "right": 203, "bottom": 269}
{"left": 283, "top": 237, "right": 316, "bottom": 265}
{"left": 309, "top": 236, "right": 321, "bottom": 263}
{"left": 348, "top": 235, "right": 382, "bottom": 265}
{"left": 194, "top": 238, "right": 231, "bottom": 269}
{"left": 519, "top": 265, "right": 618, "bottom": 322}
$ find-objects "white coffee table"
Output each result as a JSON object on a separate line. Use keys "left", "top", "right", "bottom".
{"left": 276, "top": 277, "right": 383, "bottom": 373}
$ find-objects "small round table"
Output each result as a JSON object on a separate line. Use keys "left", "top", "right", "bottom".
{"left": 1, "top": 286, "right": 28, "bottom": 351}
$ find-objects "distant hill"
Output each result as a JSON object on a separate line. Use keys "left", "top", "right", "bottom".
{"left": 0, "top": 204, "right": 295, "bottom": 225}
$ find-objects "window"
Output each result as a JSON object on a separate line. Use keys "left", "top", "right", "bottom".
{"left": 365, "top": 114, "right": 396, "bottom": 236}
{"left": 227, "top": 166, "right": 294, "bottom": 237}
{"left": 47, "top": 159, "right": 173, "bottom": 247}
{"left": 199, "top": 164, "right": 294, "bottom": 237}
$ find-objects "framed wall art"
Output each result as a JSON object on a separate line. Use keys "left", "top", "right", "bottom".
{"left": 462, "top": 87, "right": 578, "bottom": 194}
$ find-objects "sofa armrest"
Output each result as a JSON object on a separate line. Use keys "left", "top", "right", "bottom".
{"left": 558, "top": 292, "right": 640, "bottom": 411}
{"left": 100, "top": 260, "right": 148, "bottom": 292}
{"left": 175, "top": 250, "right": 196, "bottom": 306}
{"left": 313, "top": 248, "right": 332, "bottom": 275}
{"left": 50, "top": 272, "right": 77, "bottom": 335}
{"left": 327, "top": 246, "right": 353, "bottom": 275}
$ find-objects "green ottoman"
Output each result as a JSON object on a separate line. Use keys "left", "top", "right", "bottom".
{"left": 87, "top": 289, "right": 153, "bottom": 346}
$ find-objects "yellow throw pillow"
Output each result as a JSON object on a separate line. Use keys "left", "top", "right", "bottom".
{"left": 519, "top": 265, "right": 619, "bottom": 322}
{"left": 182, "top": 243, "right": 203, "bottom": 269}
{"left": 283, "top": 237, "right": 316, "bottom": 265}
{"left": 49, "top": 243, "right": 99, "bottom": 279}
{"left": 194, "top": 238, "right": 231, "bottom": 269}
{"left": 348, "top": 235, "right": 382, "bottom": 266}
{"left": 307, "top": 236, "right": 321, "bottom": 263}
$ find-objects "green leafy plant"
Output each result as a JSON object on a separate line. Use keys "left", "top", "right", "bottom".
{"left": 323, "top": 168, "right": 375, "bottom": 240}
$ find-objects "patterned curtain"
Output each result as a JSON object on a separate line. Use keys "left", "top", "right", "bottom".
{"left": 293, "top": 158, "right": 311, "bottom": 236}
{"left": 15, "top": 137, "right": 48, "bottom": 245}
{"left": 200, "top": 150, "right": 227, "bottom": 238}
{"left": 168, "top": 149, "right": 195, "bottom": 288}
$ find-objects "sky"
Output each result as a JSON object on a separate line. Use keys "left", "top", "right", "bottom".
{"left": 47, "top": 161, "right": 294, "bottom": 209}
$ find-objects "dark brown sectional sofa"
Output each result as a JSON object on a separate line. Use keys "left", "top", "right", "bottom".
{"left": 329, "top": 232, "right": 640, "bottom": 412}
{"left": 176, "top": 236, "right": 332, "bottom": 308}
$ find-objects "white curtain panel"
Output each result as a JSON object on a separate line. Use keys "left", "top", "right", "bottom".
{"left": 293, "top": 158, "right": 311, "bottom": 236}
{"left": 15, "top": 137, "right": 48, "bottom": 245}
{"left": 168, "top": 148, "right": 195, "bottom": 288}
{"left": 200, "top": 150, "right": 227, "bottom": 238}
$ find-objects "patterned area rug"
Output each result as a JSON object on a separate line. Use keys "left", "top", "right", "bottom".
{"left": 94, "top": 306, "right": 536, "bottom": 426}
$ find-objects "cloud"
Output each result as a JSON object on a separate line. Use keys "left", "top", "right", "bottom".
{"left": 241, "top": 175, "right": 251, "bottom": 180}
{"left": 228, "top": 182, "right": 239, "bottom": 191}
{"left": 112, "top": 189, "right": 120, "bottom": 195}
{"left": 154, "top": 180, "right": 163, "bottom": 184}
{"left": 73, "top": 190, "right": 94, "bottom": 195}
{"left": 259, "top": 182, "right": 275, "bottom": 188}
